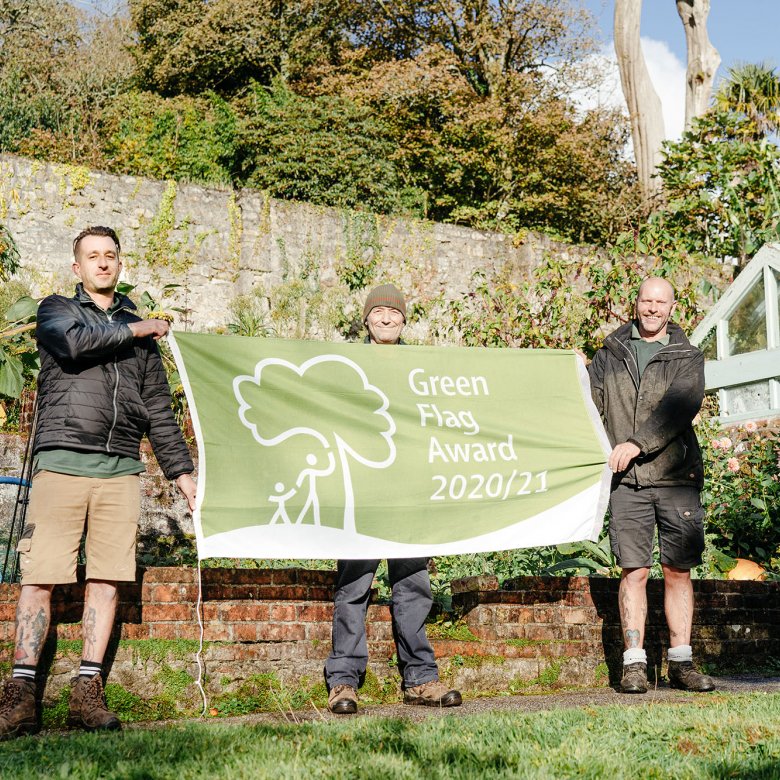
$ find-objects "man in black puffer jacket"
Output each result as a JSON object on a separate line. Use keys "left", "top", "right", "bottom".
{"left": 0, "top": 226, "right": 196, "bottom": 739}
{"left": 588, "top": 277, "right": 714, "bottom": 696}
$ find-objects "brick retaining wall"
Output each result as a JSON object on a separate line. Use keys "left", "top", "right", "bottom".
{"left": 0, "top": 568, "right": 776, "bottom": 709}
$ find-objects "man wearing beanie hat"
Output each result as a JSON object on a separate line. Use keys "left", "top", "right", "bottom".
{"left": 324, "top": 284, "right": 462, "bottom": 714}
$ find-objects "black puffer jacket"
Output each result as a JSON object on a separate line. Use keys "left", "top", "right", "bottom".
{"left": 588, "top": 321, "right": 704, "bottom": 488}
{"left": 33, "top": 285, "right": 194, "bottom": 480}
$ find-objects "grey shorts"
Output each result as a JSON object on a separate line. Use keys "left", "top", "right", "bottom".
{"left": 608, "top": 484, "right": 705, "bottom": 569}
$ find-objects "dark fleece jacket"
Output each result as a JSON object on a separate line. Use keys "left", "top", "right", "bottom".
{"left": 588, "top": 320, "right": 704, "bottom": 488}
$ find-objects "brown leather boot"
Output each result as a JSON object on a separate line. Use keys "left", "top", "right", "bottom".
{"left": 668, "top": 661, "right": 715, "bottom": 692}
{"left": 403, "top": 680, "right": 462, "bottom": 707}
{"left": 68, "top": 674, "right": 121, "bottom": 731}
{"left": 0, "top": 678, "right": 38, "bottom": 740}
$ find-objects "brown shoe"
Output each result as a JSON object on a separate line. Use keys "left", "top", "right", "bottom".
{"left": 620, "top": 662, "right": 648, "bottom": 693}
{"left": 403, "top": 680, "right": 462, "bottom": 707}
{"left": 327, "top": 684, "right": 358, "bottom": 714}
{"left": 0, "top": 678, "right": 38, "bottom": 740}
{"left": 68, "top": 674, "right": 121, "bottom": 731}
{"left": 668, "top": 661, "right": 715, "bottom": 692}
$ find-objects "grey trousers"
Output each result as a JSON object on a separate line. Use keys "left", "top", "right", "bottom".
{"left": 324, "top": 558, "right": 439, "bottom": 691}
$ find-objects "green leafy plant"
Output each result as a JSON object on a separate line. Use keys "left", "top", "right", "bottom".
{"left": 700, "top": 419, "right": 780, "bottom": 571}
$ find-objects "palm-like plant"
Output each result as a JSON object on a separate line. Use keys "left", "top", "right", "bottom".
{"left": 715, "top": 62, "right": 780, "bottom": 136}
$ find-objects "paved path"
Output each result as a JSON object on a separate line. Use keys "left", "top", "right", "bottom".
{"left": 133, "top": 675, "right": 780, "bottom": 730}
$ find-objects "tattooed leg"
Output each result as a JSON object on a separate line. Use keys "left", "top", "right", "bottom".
{"left": 81, "top": 580, "right": 118, "bottom": 664}
{"left": 619, "top": 567, "right": 649, "bottom": 650}
{"left": 662, "top": 565, "right": 693, "bottom": 647}
{"left": 14, "top": 585, "right": 54, "bottom": 665}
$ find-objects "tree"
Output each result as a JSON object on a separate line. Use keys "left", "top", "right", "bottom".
{"left": 638, "top": 107, "right": 780, "bottom": 267}
{"left": 234, "top": 355, "right": 396, "bottom": 534}
{"left": 349, "top": 0, "right": 596, "bottom": 99}
{"left": 237, "top": 80, "right": 407, "bottom": 213}
{"left": 676, "top": 0, "right": 720, "bottom": 131}
{"left": 130, "top": 0, "right": 351, "bottom": 95}
{"left": 715, "top": 62, "right": 780, "bottom": 137}
{"left": 614, "top": 0, "right": 719, "bottom": 202}
{"left": 613, "top": 0, "right": 665, "bottom": 201}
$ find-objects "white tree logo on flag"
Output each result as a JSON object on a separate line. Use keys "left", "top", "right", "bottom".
{"left": 233, "top": 355, "right": 396, "bottom": 534}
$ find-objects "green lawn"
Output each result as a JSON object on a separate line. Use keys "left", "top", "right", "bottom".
{"left": 0, "top": 694, "right": 778, "bottom": 779}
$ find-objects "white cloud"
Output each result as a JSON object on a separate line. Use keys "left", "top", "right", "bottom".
{"left": 573, "top": 38, "right": 687, "bottom": 143}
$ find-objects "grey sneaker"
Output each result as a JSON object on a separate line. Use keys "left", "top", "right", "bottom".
{"left": 68, "top": 674, "right": 121, "bottom": 731}
{"left": 0, "top": 679, "right": 38, "bottom": 740}
{"left": 327, "top": 684, "right": 358, "bottom": 714}
{"left": 668, "top": 661, "right": 715, "bottom": 692}
{"left": 620, "top": 662, "right": 648, "bottom": 694}
{"left": 403, "top": 680, "right": 462, "bottom": 707}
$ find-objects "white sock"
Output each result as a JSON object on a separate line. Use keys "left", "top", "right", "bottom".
{"left": 667, "top": 644, "right": 693, "bottom": 663}
{"left": 623, "top": 648, "right": 647, "bottom": 665}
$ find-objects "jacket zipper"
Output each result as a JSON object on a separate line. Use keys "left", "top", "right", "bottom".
{"left": 103, "top": 308, "right": 120, "bottom": 453}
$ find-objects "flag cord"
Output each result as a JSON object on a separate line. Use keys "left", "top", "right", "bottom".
{"left": 195, "top": 558, "right": 208, "bottom": 716}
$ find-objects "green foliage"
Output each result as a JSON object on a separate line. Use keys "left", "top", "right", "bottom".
{"left": 544, "top": 536, "right": 619, "bottom": 577}
{"left": 211, "top": 672, "right": 328, "bottom": 716}
{"left": 700, "top": 420, "right": 780, "bottom": 571}
{"left": 101, "top": 90, "right": 237, "bottom": 185}
{"left": 227, "top": 293, "right": 272, "bottom": 337}
{"left": 439, "top": 251, "right": 720, "bottom": 359}
{"left": 650, "top": 109, "right": 780, "bottom": 266}
{"left": 0, "top": 223, "right": 20, "bottom": 280}
{"left": 0, "top": 292, "right": 39, "bottom": 417}
{"left": 238, "top": 81, "right": 406, "bottom": 214}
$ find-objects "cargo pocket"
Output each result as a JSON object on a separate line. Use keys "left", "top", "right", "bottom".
{"left": 677, "top": 506, "right": 705, "bottom": 560}
{"left": 15, "top": 523, "right": 35, "bottom": 553}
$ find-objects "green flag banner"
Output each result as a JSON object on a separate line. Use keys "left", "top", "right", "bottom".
{"left": 170, "top": 333, "right": 612, "bottom": 560}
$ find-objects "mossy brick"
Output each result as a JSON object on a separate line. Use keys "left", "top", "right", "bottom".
{"left": 451, "top": 575, "right": 499, "bottom": 594}
{"left": 296, "top": 604, "right": 333, "bottom": 622}
{"left": 203, "top": 623, "right": 232, "bottom": 641}
{"left": 143, "top": 567, "right": 197, "bottom": 584}
{"left": 564, "top": 607, "right": 597, "bottom": 624}
{"left": 259, "top": 623, "right": 306, "bottom": 642}
{"left": 257, "top": 585, "right": 309, "bottom": 600}
{"left": 121, "top": 624, "right": 152, "bottom": 640}
{"left": 142, "top": 604, "right": 194, "bottom": 622}
{"left": 149, "top": 584, "right": 198, "bottom": 603}
{"left": 218, "top": 603, "right": 272, "bottom": 622}
{"left": 269, "top": 604, "right": 297, "bottom": 622}
{"left": 231, "top": 623, "right": 261, "bottom": 642}
{"left": 366, "top": 622, "right": 393, "bottom": 641}
{"left": 305, "top": 623, "right": 332, "bottom": 642}
{"left": 366, "top": 605, "right": 391, "bottom": 622}
{"left": 533, "top": 606, "right": 562, "bottom": 623}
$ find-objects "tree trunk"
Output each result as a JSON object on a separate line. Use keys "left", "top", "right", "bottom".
{"left": 676, "top": 0, "right": 720, "bottom": 130}
{"left": 614, "top": 0, "right": 665, "bottom": 202}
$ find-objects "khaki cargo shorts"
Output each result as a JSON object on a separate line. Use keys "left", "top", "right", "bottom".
{"left": 17, "top": 470, "right": 140, "bottom": 584}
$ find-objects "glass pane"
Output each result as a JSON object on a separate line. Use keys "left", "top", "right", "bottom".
{"left": 699, "top": 327, "right": 717, "bottom": 360}
{"left": 724, "top": 381, "right": 770, "bottom": 415}
{"left": 775, "top": 269, "right": 780, "bottom": 346}
{"left": 727, "top": 276, "right": 766, "bottom": 356}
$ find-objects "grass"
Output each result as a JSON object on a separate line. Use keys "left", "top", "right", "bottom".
{"left": 0, "top": 693, "right": 777, "bottom": 779}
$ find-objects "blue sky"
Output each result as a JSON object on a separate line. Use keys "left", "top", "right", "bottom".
{"left": 580, "top": 1, "right": 780, "bottom": 140}
{"left": 585, "top": 1, "right": 779, "bottom": 74}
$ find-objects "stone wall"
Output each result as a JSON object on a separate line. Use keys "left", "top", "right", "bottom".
{"left": 1, "top": 153, "right": 594, "bottom": 338}
{"left": 0, "top": 568, "right": 775, "bottom": 712}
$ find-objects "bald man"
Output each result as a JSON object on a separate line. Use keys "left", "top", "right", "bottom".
{"left": 588, "top": 277, "right": 714, "bottom": 694}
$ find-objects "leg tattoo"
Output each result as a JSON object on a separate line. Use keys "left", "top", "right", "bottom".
{"left": 14, "top": 607, "right": 48, "bottom": 664}
{"left": 82, "top": 607, "right": 98, "bottom": 661}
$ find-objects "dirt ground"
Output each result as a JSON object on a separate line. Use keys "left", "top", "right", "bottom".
{"left": 129, "top": 675, "right": 780, "bottom": 730}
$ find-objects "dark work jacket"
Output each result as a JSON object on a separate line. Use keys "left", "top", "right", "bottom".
{"left": 588, "top": 320, "right": 704, "bottom": 488}
{"left": 33, "top": 284, "right": 194, "bottom": 480}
